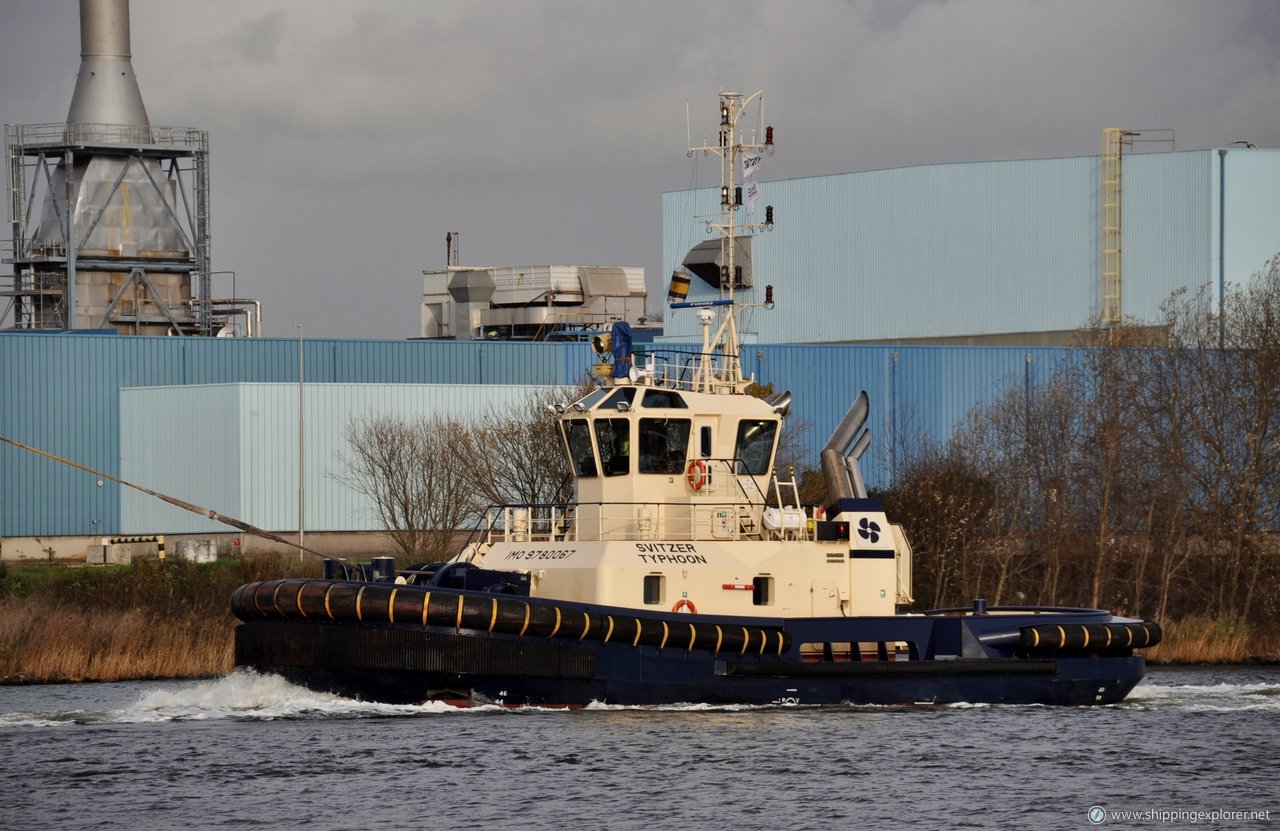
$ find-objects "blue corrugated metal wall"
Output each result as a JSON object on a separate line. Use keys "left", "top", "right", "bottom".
{"left": 1121, "top": 151, "right": 1213, "bottom": 314}
{"left": 120, "top": 385, "right": 242, "bottom": 535}
{"left": 0, "top": 334, "right": 589, "bottom": 537}
{"left": 2, "top": 332, "right": 1075, "bottom": 536}
{"left": 663, "top": 149, "right": 1280, "bottom": 343}
{"left": 747, "top": 344, "right": 1065, "bottom": 486}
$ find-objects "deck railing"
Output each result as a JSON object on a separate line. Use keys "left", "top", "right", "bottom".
{"left": 630, "top": 348, "right": 745, "bottom": 394}
{"left": 8, "top": 122, "right": 207, "bottom": 151}
{"left": 476, "top": 498, "right": 817, "bottom": 545}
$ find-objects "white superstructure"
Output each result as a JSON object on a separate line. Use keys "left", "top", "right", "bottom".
{"left": 455, "top": 90, "right": 912, "bottom": 620}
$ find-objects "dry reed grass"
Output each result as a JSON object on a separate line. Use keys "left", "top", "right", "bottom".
{"left": 1145, "top": 615, "right": 1278, "bottom": 665}
{"left": 0, "top": 554, "right": 310, "bottom": 683}
{"left": 0, "top": 598, "right": 233, "bottom": 682}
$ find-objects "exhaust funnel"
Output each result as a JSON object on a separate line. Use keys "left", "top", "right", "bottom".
{"left": 65, "top": 0, "right": 150, "bottom": 127}
{"left": 821, "top": 391, "right": 871, "bottom": 504}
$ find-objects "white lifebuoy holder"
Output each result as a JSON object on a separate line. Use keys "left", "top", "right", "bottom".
{"left": 672, "top": 599, "right": 697, "bottom": 614}
{"left": 686, "top": 459, "right": 707, "bottom": 491}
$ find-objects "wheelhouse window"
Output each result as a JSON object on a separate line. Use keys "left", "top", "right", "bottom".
{"left": 574, "top": 388, "right": 611, "bottom": 411}
{"left": 594, "top": 418, "right": 631, "bottom": 476}
{"left": 734, "top": 419, "right": 778, "bottom": 475}
{"left": 561, "top": 419, "right": 597, "bottom": 477}
{"left": 638, "top": 418, "right": 691, "bottom": 474}
{"left": 641, "top": 389, "right": 687, "bottom": 409}
{"left": 601, "top": 387, "right": 637, "bottom": 410}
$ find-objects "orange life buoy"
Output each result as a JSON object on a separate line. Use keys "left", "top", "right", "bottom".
{"left": 672, "top": 598, "right": 697, "bottom": 614}
{"left": 686, "top": 459, "right": 707, "bottom": 491}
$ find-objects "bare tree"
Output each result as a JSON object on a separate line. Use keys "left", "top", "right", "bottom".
{"left": 459, "top": 383, "right": 592, "bottom": 508}
{"left": 886, "top": 253, "right": 1280, "bottom": 637}
{"left": 1161, "top": 256, "right": 1280, "bottom": 621}
{"left": 881, "top": 441, "right": 999, "bottom": 609}
{"left": 336, "top": 384, "right": 593, "bottom": 561}
{"left": 338, "top": 415, "right": 482, "bottom": 562}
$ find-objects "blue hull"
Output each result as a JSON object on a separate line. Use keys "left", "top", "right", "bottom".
{"left": 231, "top": 580, "right": 1153, "bottom": 707}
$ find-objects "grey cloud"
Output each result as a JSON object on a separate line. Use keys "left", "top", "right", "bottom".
{"left": 2, "top": 0, "right": 1277, "bottom": 338}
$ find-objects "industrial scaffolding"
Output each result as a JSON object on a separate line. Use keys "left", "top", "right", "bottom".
{"left": 3, "top": 121, "right": 214, "bottom": 334}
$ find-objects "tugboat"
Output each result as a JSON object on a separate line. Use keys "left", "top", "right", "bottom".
{"left": 231, "top": 89, "right": 1160, "bottom": 706}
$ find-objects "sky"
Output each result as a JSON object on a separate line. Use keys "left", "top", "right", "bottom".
{"left": 2, "top": 0, "right": 1278, "bottom": 339}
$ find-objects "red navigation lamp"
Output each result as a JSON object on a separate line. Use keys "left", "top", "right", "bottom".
{"left": 765, "top": 125, "right": 774, "bottom": 145}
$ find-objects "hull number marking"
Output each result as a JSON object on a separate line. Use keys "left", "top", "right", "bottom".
{"left": 504, "top": 549, "right": 576, "bottom": 561}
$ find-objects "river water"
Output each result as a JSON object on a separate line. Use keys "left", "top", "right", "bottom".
{"left": 1, "top": 665, "right": 1276, "bottom": 830}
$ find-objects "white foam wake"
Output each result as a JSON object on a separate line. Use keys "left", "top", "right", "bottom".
{"left": 125, "top": 669, "right": 487, "bottom": 722}
{"left": 4, "top": 669, "right": 1274, "bottom": 726}
{"left": 1122, "top": 676, "right": 1280, "bottom": 711}
{"left": 0, "top": 670, "right": 477, "bottom": 727}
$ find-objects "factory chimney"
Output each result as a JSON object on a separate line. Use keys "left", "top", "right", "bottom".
{"left": 66, "top": 0, "right": 150, "bottom": 129}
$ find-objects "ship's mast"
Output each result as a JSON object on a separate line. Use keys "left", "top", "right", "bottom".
{"left": 686, "top": 88, "right": 775, "bottom": 393}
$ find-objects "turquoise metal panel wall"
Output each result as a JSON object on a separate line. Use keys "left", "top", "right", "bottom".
{"left": 1121, "top": 151, "right": 1213, "bottom": 320}
{"left": 116, "top": 354, "right": 1075, "bottom": 534}
{"left": 119, "top": 383, "right": 557, "bottom": 534}
{"left": 1222, "top": 150, "right": 1280, "bottom": 286}
{"left": 120, "top": 385, "right": 243, "bottom": 534}
{"left": 284, "top": 383, "right": 554, "bottom": 533}
{"left": 662, "top": 150, "right": 1280, "bottom": 344}
{"left": 662, "top": 157, "right": 1100, "bottom": 343}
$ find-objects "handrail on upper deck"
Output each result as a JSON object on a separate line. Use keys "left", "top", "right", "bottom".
{"left": 633, "top": 348, "right": 743, "bottom": 394}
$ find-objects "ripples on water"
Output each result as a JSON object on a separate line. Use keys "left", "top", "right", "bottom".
{"left": 2, "top": 666, "right": 1277, "bottom": 830}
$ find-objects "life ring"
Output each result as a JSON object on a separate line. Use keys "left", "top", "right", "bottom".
{"left": 672, "top": 599, "right": 697, "bottom": 614}
{"left": 686, "top": 459, "right": 707, "bottom": 491}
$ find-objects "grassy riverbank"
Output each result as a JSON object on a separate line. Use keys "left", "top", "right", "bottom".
{"left": 1145, "top": 615, "right": 1279, "bottom": 665}
{"left": 0, "top": 558, "right": 1274, "bottom": 683}
{"left": 0, "top": 556, "right": 312, "bottom": 683}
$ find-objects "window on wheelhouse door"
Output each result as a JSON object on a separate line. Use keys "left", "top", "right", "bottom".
{"left": 638, "top": 418, "right": 691, "bottom": 474}
{"left": 734, "top": 420, "right": 778, "bottom": 475}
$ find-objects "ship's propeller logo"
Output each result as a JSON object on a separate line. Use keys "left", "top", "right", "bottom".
{"left": 858, "top": 517, "right": 881, "bottom": 544}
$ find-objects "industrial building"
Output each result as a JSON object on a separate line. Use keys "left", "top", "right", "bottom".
{"left": 421, "top": 262, "right": 651, "bottom": 341}
{"left": 3, "top": 5, "right": 1278, "bottom": 559}
{"left": 2, "top": 331, "right": 1067, "bottom": 555}
{"left": 6, "top": 137, "right": 1279, "bottom": 554}
{"left": 661, "top": 146, "right": 1280, "bottom": 345}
